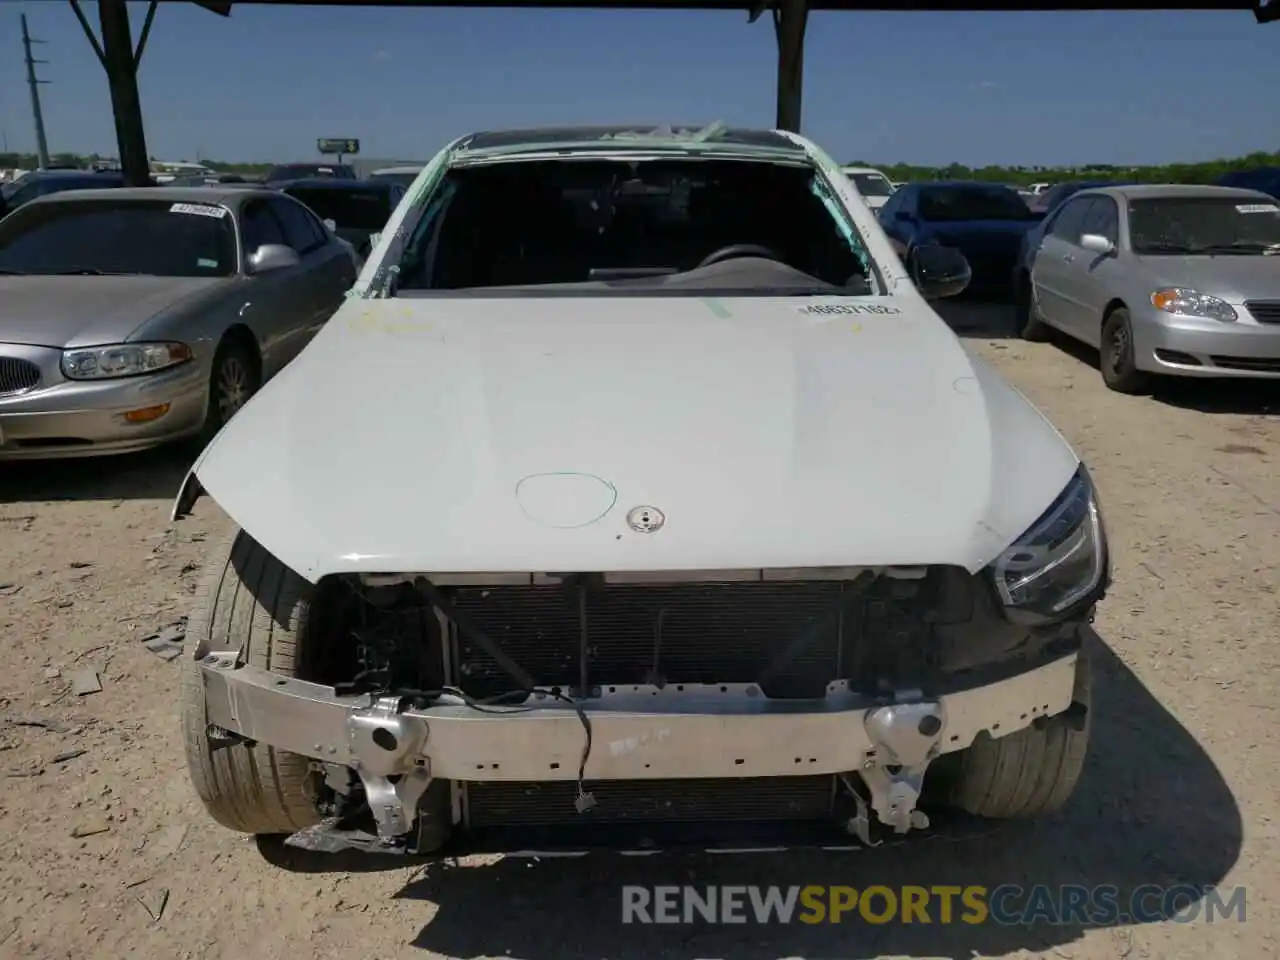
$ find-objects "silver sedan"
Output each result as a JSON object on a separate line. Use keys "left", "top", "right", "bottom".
{"left": 1016, "top": 183, "right": 1280, "bottom": 392}
{"left": 0, "top": 186, "right": 358, "bottom": 459}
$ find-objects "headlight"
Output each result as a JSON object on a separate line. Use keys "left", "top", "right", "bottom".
{"left": 1150, "top": 287, "right": 1237, "bottom": 322}
{"left": 62, "top": 342, "right": 192, "bottom": 380}
{"left": 988, "top": 465, "right": 1108, "bottom": 622}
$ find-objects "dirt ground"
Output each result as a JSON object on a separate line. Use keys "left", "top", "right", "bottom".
{"left": 1, "top": 301, "right": 1277, "bottom": 960}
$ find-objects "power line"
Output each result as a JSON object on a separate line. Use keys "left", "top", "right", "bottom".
{"left": 21, "top": 13, "right": 51, "bottom": 169}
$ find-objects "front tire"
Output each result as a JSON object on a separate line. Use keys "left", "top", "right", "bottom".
{"left": 197, "top": 339, "right": 260, "bottom": 446}
{"left": 181, "top": 530, "right": 323, "bottom": 835}
{"left": 1100, "top": 307, "right": 1152, "bottom": 394}
{"left": 934, "top": 652, "right": 1092, "bottom": 820}
{"left": 1014, "top": 273, "right": 1050, "bottom": 342}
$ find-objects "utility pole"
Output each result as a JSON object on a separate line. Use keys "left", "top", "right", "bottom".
{"left": 21, "top": 14, "right": 51, "bottom": 170}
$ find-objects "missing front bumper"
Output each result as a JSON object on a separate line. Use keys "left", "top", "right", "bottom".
{"left": 195, "top": 651, "right": 1079, "bottom": 845}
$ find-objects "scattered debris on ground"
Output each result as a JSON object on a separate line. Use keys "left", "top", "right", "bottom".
{"left": 139, "top": 619, "right": 188, "bottom": 662}
{"left": 71, "top": 816, "right": 111, "bottom": 838}
{"left": 69, "top": 669, "right": 103, "bottom": 696}
{"left": 135, "top": 886, "right": 169, "bottom": 924}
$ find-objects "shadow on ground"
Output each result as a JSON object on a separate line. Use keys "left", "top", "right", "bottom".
{"left": 1151, "top": 377, "right": 1279, "bottom": 416}
{"left": 0, "top": 446, "right": 191, "bottom": 504}
{"left": 934, "top": 294, "right": 1018, "bottom": 340}
{"left": 267, "top": 632, "right": 1242, "bottom": 957}
{"left": 1047, "top": 333, "right": 1280, "bottom": 415}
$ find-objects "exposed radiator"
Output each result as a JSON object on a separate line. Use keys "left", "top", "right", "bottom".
{"left": 465, "top": 775, "right": 836, "bottom": 828}
{"left": 444, "top": 578, "right": 932, "bottom": 700}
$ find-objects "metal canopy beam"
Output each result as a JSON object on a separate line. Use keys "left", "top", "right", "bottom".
{"left": 82, "top": 0, "right": 1274, "bottom": 187}
{"left": 69, "top": 0, "right": 158, "bottom": 185}
{"left": 190, "top": 0, "right": 1273, "bottom": 11}
{"left": 770, "top": 0, "right": 807, "bottom": 131}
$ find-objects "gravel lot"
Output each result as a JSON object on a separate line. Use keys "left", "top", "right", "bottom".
{"left": 1, "top": 301, "right": 1276, "bottom": 960}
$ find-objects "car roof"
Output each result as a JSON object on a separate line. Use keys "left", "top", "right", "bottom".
{"left": 34, "top": 185, "right": 278, "bottom": 205}
{"left": 276, "top": 178, "right": 393, "bottom": 191}
{"left": 456, "top": 123, "right": 804, "bottom": 157}
{"left": 1078, "top": 183, "right": 1274, "bottom": 201}
{"left": 841, "top": 166, "right": 887, "bottom": 174}
{"left": 27, "top": 169, "right": 121, "bottom": 180}
{"left": 268, "top": 162, "right": 353, "bottom": 172}
{"left": 915, "top": 180, "right": 1022, "bottom": 191}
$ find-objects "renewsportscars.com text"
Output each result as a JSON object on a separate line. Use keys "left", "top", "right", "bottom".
{"left": 620, "top": 884, "right": 1246, "bottom": 926}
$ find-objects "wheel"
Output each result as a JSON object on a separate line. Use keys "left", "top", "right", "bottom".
{"left": 1014, "top": 273, "right": 1050, "bottom": 342}
{"left": 200, "top": 338, "right": 260, "bottom": 443}
{"left": 1099, "top": 307, "right": 1152, "bottom": 394}
{"left": 932, "top": 651, "right": 1092, "bottom": 820}
{"left": 181, "top": 530, "right": 324, "bottom": 835}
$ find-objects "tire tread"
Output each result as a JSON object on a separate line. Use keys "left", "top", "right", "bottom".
{"left": 950, "top": 653, "right": 1092, "bottom": 820}
{"left": 181, "top": 530, "right": 321, "bottom": 835}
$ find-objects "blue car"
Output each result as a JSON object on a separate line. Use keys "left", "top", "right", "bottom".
{"left": 2, "top": 169, "right": 131, "bottom": 211}
{"left": 877, "top": 181, "right": 1040, "bottom": 293}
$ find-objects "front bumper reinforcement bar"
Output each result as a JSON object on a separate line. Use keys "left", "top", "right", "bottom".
{"left": 194, "top": 650, "right": 1079, "bottom": 843}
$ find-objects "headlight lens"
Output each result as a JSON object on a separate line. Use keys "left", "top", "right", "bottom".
{"left": 989, "top": 466, "right": 1107, "bottom": 621}
{"left": 1150, "top": 287, "right": 1237, "bottom": 322}
{"left": 62, "top": 342, "right": 192, "bottom": 380}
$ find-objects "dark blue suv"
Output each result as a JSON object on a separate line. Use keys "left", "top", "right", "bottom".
{"left": 1217, "top": 167, "right": 1280, "bottom": 200}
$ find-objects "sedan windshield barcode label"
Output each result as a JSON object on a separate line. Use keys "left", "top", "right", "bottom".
{"left": 169, "top": 202, "right": 228, "bottom": 218}
{"left": 797, "top": 302, "right": 902, "bottom": 316}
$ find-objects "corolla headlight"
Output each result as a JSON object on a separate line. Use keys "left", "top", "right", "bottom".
{"left": 989, "top": 465, "right": 1108, "bottom": 622}
{"left": 1150, "top": 287, "right": 1237, "bottom": 322}
{"left": 62, "top": 342, "right": 192, "bottom": 380}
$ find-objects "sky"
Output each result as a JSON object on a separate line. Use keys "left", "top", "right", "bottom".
{"left": 0, "top": 1, "right": 1276, "bottom": 167}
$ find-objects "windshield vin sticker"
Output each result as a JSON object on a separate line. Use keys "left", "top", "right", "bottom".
{"left": 797, "top": 303, "right": 902, "bottom": 316}
{"left": 169, "top": 202, "right": 228, "bottom": 218}
{"left": 1236, "top": 203, "right": 1279, "bottom": 214}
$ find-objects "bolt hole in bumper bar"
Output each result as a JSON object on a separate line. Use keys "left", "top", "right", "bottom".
{"left": 196, "top": 652, "right": 1078, "bottom": 844}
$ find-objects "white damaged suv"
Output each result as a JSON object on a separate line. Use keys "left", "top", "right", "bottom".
{"left": 174, "top": 124, "right": 1108, "bottom": 856}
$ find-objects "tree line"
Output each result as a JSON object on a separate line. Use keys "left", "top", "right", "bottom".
{"left": 2, "top": 148, "right": 1277, "bottom": 185}
{"left": 851, "top": 150, "right": 1279, "bottom": 186}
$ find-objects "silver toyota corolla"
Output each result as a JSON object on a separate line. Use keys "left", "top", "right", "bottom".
{"left": 1014, "top": 183, "right": 1280, "bottom": 392}
{"left": 0, "top": 185, "right": 359, "bottom": 459}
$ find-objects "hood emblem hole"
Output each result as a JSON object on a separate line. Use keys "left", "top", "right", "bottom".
{"left": 626, "top": 506, "right": 666, "bottom": 533}
{"left": 515, "top": 472, "right": 618, "bottom": 529}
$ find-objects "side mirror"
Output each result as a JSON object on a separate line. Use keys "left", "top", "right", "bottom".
{"left": 247, "top": 243, "right": 301, "bottom": 274}
{"left": 1079, "top": 233, "right": 1115, "bottom": 256}
{"left": 910, "top": 244, "right": 971, "bottom": 300}
{"left": 322, "top": 218, "right": 337, "bottom": 233}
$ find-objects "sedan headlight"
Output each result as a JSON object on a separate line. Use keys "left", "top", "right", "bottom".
{"left": 1150, "top": 287, "right": 1237, "bottom": 322}
{"left": 62, "top": 342, "right": 192, "bottom": 380}
{"left": 988, "top": 465, "right": 1108, "bottom": 623}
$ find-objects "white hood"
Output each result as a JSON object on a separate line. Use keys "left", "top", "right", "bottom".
{"left": 188, "top": 295, "right": 1079, "bottom": 582}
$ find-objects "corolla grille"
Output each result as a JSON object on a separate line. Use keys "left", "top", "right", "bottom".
{"left": 0, "top": 357, "right": 41, "bottom": 396}
{"left": 1244, "top": 300, "right": 1280, "bottom": 324}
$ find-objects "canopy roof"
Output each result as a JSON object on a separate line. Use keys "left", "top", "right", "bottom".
{"left": 194, "top": 0, "right": 1273, "bottom": 15}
